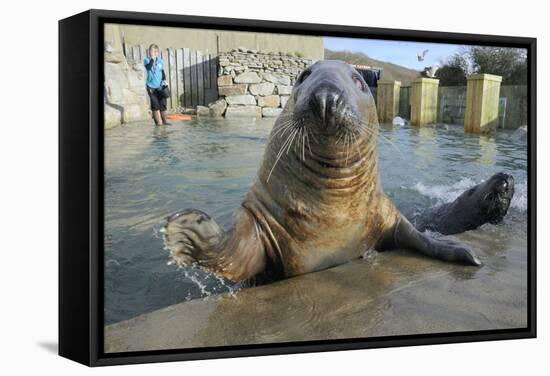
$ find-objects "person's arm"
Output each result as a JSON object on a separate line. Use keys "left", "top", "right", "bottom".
{"left": 144, "top": 57, "right": 155, "bottom": 71}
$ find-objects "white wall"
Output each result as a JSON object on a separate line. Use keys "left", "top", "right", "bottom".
{"left": 106, "top": 23, "right": 325, "bottom": 60}
{"left": 1, "top": 0, "right": 547, "bottom": 375}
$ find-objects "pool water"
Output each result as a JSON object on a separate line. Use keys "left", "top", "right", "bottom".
{"left": 104, "top": 118, "right": 527, "bottom": 326}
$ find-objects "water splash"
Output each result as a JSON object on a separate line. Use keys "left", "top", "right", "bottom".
{"left": 157, "top": 216, "right": 242, "bottom": 300}
{"left": 413, "top": 177, "right": 527, "bottom": 213}
{"left": 414, "top": 177, "right": 477, "bottom": 204}
{"left": 182, "top": 267, "right": 212, "bottom": 298}
{"left": 510, "top": 181, "right": 527, "bottom": 211}
{"left": 361, "top": 247, "right": 378, "bottom": 260}
{"left": 168, "top": 262, "right": 243, "bottom": 300}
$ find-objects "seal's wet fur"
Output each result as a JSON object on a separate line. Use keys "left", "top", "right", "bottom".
{"left": 163, "top": 60, "right": 481, "bottom": 284}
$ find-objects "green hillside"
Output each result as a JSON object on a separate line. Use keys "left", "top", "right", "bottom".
{"left": 324, "top": 48, "right": 421, "bottom": 86}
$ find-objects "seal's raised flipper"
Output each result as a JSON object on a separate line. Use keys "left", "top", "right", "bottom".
{"left": 378, "top": 215, "right": 482, "bottom": 266}
{"left": 162, "top": 209, "right": 223, "bottom": 267}
{"left": 162, "top": 208, "right": 267, "bottom": 282}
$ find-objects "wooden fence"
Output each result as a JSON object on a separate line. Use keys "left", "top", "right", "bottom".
{"left": 391, "top": 85, "right": 525, "bottom": 128}
{"left": 398, "top": 86, "right": 411, "bottom": 119}
{"left": 124, "top": 43, "right": 218, "bottom": 111}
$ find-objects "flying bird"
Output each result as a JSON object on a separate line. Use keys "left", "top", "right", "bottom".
{"left": 417, "top": 49, "right": 429, "bottom": 62}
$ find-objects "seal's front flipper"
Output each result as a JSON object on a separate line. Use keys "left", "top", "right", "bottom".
{"left": 162, "top": 209, "right": 223, "bottom": 267}
{"left": 162, "top": 208, "right": 267, "bottom": 282}
{"left": 200, "top": 208, "right": 268, "bottom": 282}
{"left": 380, "top": 216, "right": 482, "bottom": 266}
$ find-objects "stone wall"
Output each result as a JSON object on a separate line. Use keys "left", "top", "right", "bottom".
{"left": 104, "top": 42, "right": 150, "bottom": 129}
{"left": 203, "top": 49, "right": 316, "bottom": 118}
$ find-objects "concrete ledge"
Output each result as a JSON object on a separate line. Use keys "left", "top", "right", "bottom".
{"left": 105, "top": 229, "right": 527, "bottom": 353}
{"left": 467, "top": 73, "right": 503, "bottom": 82}
{"left": 412, "top": 77, "right": 440, "bottom": 84}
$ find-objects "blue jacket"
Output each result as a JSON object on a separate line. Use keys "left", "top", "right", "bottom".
{"left": 144, "top": 57, "right": 165, "bottom": 89}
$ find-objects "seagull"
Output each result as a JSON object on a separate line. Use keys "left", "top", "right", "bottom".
{"left": 416, "top": 49, "right": 429, "bottom": 62}
{"left": 425, "top": 64, "right": 440, "bottom": 78}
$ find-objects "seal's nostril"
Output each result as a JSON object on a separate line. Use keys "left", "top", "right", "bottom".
{"left": 311, "top": 86, "right": 343, "bottom": 124}
{"left": 312, "top": 91, "right": 328, "bottom": 123}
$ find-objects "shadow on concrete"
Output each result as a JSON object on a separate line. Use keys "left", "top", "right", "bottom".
{"left": 37, "top": 341, "right": 58, "bottom": 355}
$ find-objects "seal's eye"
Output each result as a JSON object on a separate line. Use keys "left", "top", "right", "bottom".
{"left": 352, "top": 74, "right": 367, "bottom": 92}
{"left": 296, "top": 69, "right": 312, "bottom": 84}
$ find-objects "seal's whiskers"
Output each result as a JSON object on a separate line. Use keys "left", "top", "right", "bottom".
{"left": 305, "top": 128, "right": 313, "bottom": 156}
{"left": 301, "top": 128, "right": 307, "bottom": 161}
{"left": 335, "top": 129, "right": 345, "bottom": 145}
{"left": 267, "top": 127, "right": 300, "bottom": 182}
{"left": 285, "top": 127, "right": 300, "bottom": 155}
{"left": 350, "top": 131, "right": 363, "bottom": 160}
{"left": 345, "top": 131, "right": 351, "bottom": 165}
{"left": 271, "top": 119, "right": 297, "bottom": 138}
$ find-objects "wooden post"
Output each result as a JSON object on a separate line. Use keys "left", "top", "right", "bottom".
{"left": 191, "top": 50, "right": 199, "bottom": 107}
{"left": 183, "top": 48, "right": 192, "bottom": 108}
{"left": 464, "top": 74, "right": 502, "bottom": 133}
{"left": 169, "top": 48, "right": 178, "bottom": 111}
{"left": 196, "top": 50, "right": 205, "bottom": 105}
{"left": 210, "top": 55, "right": 218, "bottom": 94}
{"left": 204, "top": 51, "right": 211, "bottom": 89}
{"left": 376, "top": 80, "right": 401, "bottom": 123}
{"left": 411, "top": 78, "right": 439, "bottom": 126}
{"left": 176, "top": 48, "right": 184, "bottom": 109}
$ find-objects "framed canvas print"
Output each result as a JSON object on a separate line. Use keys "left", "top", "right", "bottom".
{"left": 59, "top": 9, "right": 536, "bottom": 366}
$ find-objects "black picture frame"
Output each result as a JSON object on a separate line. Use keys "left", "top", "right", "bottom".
{"left": 59, "top": 8, "right": 537, "bottom": 367}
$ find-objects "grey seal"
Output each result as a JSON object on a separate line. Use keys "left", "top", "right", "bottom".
{"left": 413, "top": 172, "right": 514, "bottom": 235}
{"left": 162, "top": 60, "right": 481, "bottom": 284}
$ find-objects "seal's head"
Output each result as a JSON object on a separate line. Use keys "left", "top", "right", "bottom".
{"left": 263, "top": 60, "right": 380, "bottom": 184}
{"left": 284, "top": 60, "right": 378, "bottom": 143}
{"left": 461, "top": 172, "right": 515, "bottom": 224}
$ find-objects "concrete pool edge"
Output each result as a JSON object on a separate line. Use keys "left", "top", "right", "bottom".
{"left": 104, "top": 246, "right": 528, "bottom": 353}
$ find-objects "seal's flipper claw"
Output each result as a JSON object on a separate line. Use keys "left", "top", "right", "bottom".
{"left": 432, "top": 238, "right": 483, "bottom": 266}
{"left": 162, "top": 209, "right": 223, "bottom": 267}
{"left": 464, "top": 246, "right": 482, "bottom": 266}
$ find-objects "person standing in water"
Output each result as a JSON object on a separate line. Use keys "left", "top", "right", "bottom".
{"left": 144, "top": 44, "right": 171, "bottom": 126}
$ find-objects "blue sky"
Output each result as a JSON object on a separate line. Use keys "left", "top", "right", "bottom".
{"left": 324, "top": 37, "right": 466, "bottom": 71}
